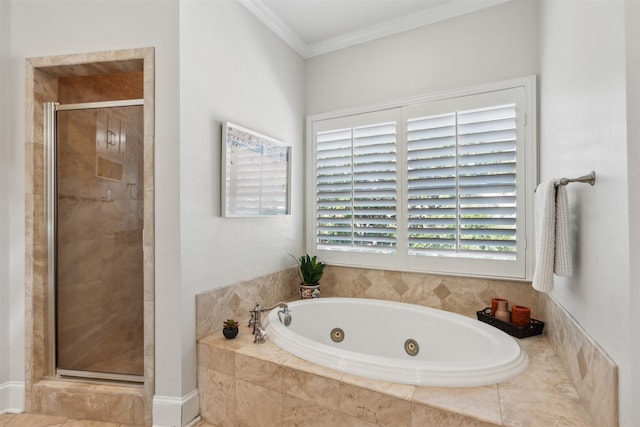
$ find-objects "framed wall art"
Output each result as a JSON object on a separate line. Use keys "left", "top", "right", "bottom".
{"left": 221, "top": 122, "right": 291, "bottom": 217}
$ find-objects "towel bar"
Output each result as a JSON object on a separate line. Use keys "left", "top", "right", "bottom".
{"left": 555, "top": 171, "right": 596, "bottom": 187}
{"left": 535, "top": 171, "right": 596, "bottom": 191}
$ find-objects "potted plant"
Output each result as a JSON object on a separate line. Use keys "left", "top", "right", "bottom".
{"left": 222, "top": 318, "right": 239, "bottom": 339}
{"left": 291, "top": 253, "right": 327, "bottom": 299}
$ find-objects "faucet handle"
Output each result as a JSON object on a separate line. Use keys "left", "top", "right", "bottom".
{"left": 250, "top": 303, "right": 263, "bottom": 335}
{"left": 254, "top": 327, "right": 266, "bottom": 344}
{"left": 248, "top": 310, "right": 255, "bottom": 328}
{"left": 248, "top": 302, "right": 261, "bottom": 327}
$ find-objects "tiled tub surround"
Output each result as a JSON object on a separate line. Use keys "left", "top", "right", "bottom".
{"left": 320, "top": 266, "right": 541, "bottom": 319}
{"left": 195, "top": 266, "right": 540, "bottom": 341}
{"left": 196, "top": 266, "right": 616, "bottom": 426}
{"left": 197, "top": 330, "right": 595, "bottom": 426}
{"left": 539, "top": 293, "right": 618, "bottom": 427}
{"left": 195, "top": 268, "right": 299, "bottom": 341}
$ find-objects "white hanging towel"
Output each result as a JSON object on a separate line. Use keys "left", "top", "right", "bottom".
{"left": 554, "top": 184, "right": 573, "bottom": 276}
{"left": 532, "top": 180, "right": 573, "bottom": 293}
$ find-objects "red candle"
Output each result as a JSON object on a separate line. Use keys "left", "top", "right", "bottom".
{"left": 511, "top": 305, "right": 531, "bottom": 327}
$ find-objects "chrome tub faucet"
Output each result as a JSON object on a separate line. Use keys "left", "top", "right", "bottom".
{"left": 249, "top": 302, "right": 291, "bottom": 344}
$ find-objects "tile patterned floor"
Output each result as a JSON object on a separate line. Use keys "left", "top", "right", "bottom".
{"left": 0, "top": 413, "right": 214, "bottom": 427}
{"left": 0, "top": 413, "right": 144, "bottom": 427}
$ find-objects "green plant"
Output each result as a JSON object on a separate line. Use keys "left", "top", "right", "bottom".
{"left": 223, "top": 319, "right": 239, "bottom": 329}
{"left": 291, "top": 253, "right": 326, "bottom": 285}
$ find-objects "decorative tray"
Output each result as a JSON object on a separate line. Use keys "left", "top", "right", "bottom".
{"left": 476, "top": 307, "right": 545, "bottom": 339}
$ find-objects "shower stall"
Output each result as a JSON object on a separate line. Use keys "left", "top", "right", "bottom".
{"left": 45, "top": 100, "right": 144, "bottom": 382}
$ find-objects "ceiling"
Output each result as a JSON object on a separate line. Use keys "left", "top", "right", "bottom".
{"left": 239, "top": 0, "right": 512, "bottom": 58}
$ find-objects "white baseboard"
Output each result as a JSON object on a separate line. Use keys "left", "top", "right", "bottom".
{"left": 0, "top": 381, "right": 25, "bottom": 414}
{"left": 152, "top": 388, "right": 199, "bottom": 427}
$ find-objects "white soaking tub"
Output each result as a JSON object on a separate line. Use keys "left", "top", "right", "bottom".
{"left": 264, "top": 297, "right": 528, "bottom": 387}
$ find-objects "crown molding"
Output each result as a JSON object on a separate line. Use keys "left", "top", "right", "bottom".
{"left": 306, "top": 0, "right": 513, "bottom": 58}
{"left": 241, "top": 0, "right": 512, "bottom": 59}
{"left": 238, "top": 0, "right": 308, "bottom": 57}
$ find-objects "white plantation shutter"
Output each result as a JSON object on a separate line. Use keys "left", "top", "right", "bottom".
{"left": 407, "top": 104, "right": 517, "bottom": 260}
{"left": 308, "top": 79, "right": 534, "bottom": 279}
{"left": 407, "top": 113, "right": 458, "bottom": 253}
{"left": 316, "top": 115, "right": 398, "bottom": 253}
{"left": 316, "top": 128, "right": 353, "bottom": 247}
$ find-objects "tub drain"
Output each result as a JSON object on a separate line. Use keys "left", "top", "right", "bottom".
{"left": 330, "top": 328, "right": 345, "bottom": 342}
{"left": 404, "top": 339, "right": 419, "bottom": 356}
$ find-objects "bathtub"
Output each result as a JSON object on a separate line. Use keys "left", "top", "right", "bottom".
{"left": 265, "top": 297, "right": 528, "bottom": 387}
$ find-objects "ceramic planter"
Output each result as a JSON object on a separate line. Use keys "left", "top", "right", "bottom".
{"left": 222, "top": 327, "right": 239, "bottom": 339}
{"left": 299, "top": 283, "right": 320, "bottom": 299}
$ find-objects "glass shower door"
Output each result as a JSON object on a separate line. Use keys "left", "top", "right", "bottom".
{"left": 55, "top": 103, "right": 144, "bottom": 380}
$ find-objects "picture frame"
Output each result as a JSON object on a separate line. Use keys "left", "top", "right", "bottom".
{"left": 221, "top": 122, "right": 291, "bottom": 217}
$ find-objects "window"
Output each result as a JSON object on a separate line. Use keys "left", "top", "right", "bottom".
{"left": 307, "top": 77, "right": 536, "bottom": 279}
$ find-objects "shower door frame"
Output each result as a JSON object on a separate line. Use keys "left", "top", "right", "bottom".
{"left": 45, "top": 98, "right": 145, "bottom": 383}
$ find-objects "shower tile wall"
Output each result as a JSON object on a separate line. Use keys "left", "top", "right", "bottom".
{"left": 55, "top": 72, "right": 145, "bottom": 376}
{"left": 26, "top": 51, "right": 154, "bottom": 425}
{"left": 56, "top": 106, "right": 144, "bottom": 375}
{"left": 58, "top": 72, "right": 144, "bottom": 103}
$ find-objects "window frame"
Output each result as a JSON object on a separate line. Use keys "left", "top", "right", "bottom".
{"left": 305, "top": 76, "right": 537, "bottom": 280}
